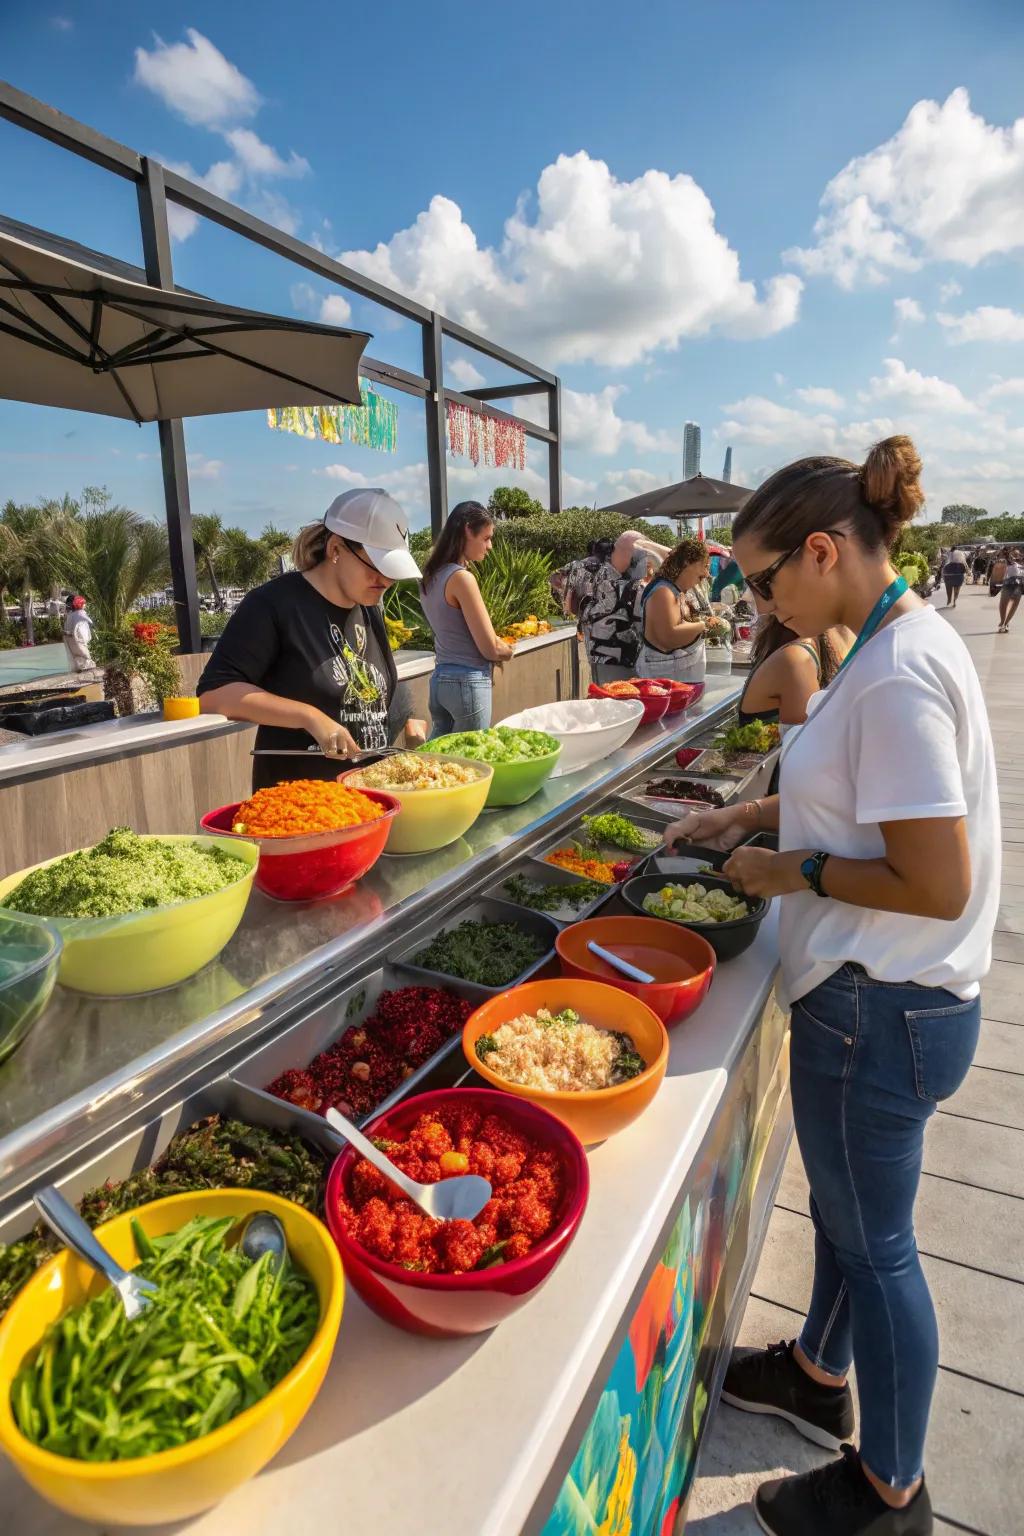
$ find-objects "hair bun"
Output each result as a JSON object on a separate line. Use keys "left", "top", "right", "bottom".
{"left": 861, "top": 436, "right": 924, "bottom": 538}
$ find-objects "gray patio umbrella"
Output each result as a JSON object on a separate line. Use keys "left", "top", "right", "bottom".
{"left": 598, "top": 472, "right": 753, "bottom": 521}
{"left": 0, "top": 229, "right": 370, "bottom": 422}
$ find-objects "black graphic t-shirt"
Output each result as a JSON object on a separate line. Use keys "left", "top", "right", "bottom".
{"left": 197, "top": 571, "right": 407, "bottom": 790}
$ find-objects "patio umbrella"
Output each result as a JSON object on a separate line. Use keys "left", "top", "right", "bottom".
{"left": 0, "top": 229, "right": 370, "bottom": 422}
{"left": 598, "top": 472, "right": 753, "bottom": 521}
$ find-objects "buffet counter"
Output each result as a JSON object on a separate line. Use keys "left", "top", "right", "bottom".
{"left": 0, "top": 675, "right": 791, "bottom": 1536}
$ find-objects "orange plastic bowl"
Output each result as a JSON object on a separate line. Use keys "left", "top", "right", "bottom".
{"left": 463, "top": 978, "right": 668, "bottom": 1145}
{"left": 556, "top": 915, "right": 715, "bottom": 1027}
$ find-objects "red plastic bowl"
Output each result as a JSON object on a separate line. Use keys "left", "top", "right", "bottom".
{"left": 325, "top": 1087, "right": 589, "bottom": 1338}
{"left": 587, "top": 682, "right": 670, "bottom": 726}
{"left": 648, "top": 679, "right": 702, "bottom": 715}
{"left": 556, "top": 914, "right": 715, "bottom": 1027}
{"left": 199, "top": 790, "right": 399, "bottom": 902}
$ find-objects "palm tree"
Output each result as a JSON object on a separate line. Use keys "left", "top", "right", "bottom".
{"left": 0, "top": 500, "right": 74, "bottom": 644}
{"left": 219, "top": 527, "right": 274, "bottom": 591}
{"left": 191, "top": 513, "right": 226, "bottom": 609}
{"left": 260, "top": 523, "right": 293, "bottom": 575}
{"left": 59, "top": 508, "right": 170, "bottom": 631}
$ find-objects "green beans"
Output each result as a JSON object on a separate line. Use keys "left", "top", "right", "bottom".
{"left": 11, "top": 1214, "right": 319, "bottom": 1462}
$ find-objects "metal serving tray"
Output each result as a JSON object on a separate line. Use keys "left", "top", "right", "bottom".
{"left": 390, "top": 897, "right": 560, "bottom": 1001}
{"left": 483, "top": 858, "right": 616, "bottom": 927}
{"left": 229, "top": 963, "right": 480, "bottom": 1131}
{"left": 646, "top": 849, "right": 731, "bottom": 878}
{"left": 0, "top": 1075, "right": 345, "bottom": 1251}
{"left": 624, "top": 772, "right": 744, "bottom": 819}
{"left": 530, "top": 799, "right": 667, "bottom": 868}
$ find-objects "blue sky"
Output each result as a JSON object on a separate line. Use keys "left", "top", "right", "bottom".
{"left": 1, "top": 0, "right": 1023, "bottom": 532}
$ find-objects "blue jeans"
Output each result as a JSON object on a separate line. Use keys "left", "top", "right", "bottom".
{"left": 791, "top": 964, "right": 980, "bottom": 1486}
{"left": 428, "top": 663, "right": 492, "bottom": 738}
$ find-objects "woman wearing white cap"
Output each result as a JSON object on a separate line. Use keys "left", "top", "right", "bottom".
{"left": 198, "top": 490, "right": 427, "bottom": 790}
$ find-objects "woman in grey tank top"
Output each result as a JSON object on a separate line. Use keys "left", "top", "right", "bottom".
{"left": 420, "top": 502, "right": 514, "bottom": 736}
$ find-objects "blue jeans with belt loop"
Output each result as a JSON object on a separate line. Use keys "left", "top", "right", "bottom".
{"left": 790, "top": 964, "right": 980, "bottom": 1487}
{"left": 428, "top": 663, "right": 492, "bottom": 737}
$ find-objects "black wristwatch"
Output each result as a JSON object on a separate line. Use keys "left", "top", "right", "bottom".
{"left": 800, "top": 851, "right": 831, "bottom": 898}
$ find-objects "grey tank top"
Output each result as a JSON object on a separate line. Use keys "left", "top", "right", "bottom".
{"left": 420, "top": 563, "right": 492, "bottom": 670}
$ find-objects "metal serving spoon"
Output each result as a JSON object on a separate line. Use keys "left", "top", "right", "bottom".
{"left": 33, "top": 1185, "right": 158, "bottom": 1321}
{"left": 324, "top": 1106, "right": 492, "bottom": 1222}
{"left": 239, "top": 1210, "right": 288, "bottom": 1275}
{"left": 587, "top": 940, "right": 656, "bottom": 985}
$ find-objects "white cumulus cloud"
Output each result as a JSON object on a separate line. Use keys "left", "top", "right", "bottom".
{"left": 985, "top": 377, "right": 1024, "bottom": 402}
{"left": 340, "top": 152, "right": 801, "bottom": 368}
{"left": 864, "top": 357, "right": 979, "bottom": 415}
{"left": 939, "top": 280, "right": 963, "bottom": 303}
{"left": 162, "top": 157, "right": 243, "bottom": 241}
{"left": 794, "top": 386, "right": 845, "bottom": 410}
{"left": 448, "top": 357, "right": 487, "bottom": 390}
{"left": 188, "top": 453, "right": 223, "bottom": 480}
{"left": 222, "top": 128, "right": 310, "bottom": 180}
{"left": 787, "top": 88, "right": 1024, "bottom": 288}
{"left": 936, "top": 306, "right": 1024, "bottom": 344}
{"left": 893, "top": 297, "right": 925, "bottom": 324}
{"left": 319, "top": 293, "right": 352, "bottom": 326}
{"left": 134, "top": 28, "right": 260, "bottom": 128}
{"left": 562, "top": 387, "right": 676, "bottom": 456}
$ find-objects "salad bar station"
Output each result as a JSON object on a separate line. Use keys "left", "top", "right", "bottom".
{"left": 0, "top": 674, "right": 791, "bottom": 1536}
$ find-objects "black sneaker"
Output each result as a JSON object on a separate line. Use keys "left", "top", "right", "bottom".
{"left": 721, "top": 1338, "right": 855, "bottom": 1450}
{"left": 754, "top": 1445, "right": 933, "bottom": 1535}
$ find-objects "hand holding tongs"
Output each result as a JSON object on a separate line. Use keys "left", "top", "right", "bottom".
{"left": 250, "top": 744, "right": 406, "bottom": 760}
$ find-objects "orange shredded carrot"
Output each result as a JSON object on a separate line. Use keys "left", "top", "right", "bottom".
{"left": 544, "top": 848, "right": 618, "bottom": 883}
{"left": 232, "top": 780, "right": 385, "bottom": 838}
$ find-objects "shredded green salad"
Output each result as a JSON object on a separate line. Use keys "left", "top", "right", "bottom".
{"left": 642, "top": 882, "right": 750, "bottom": 924}
{"left": 580, "top": 812, "right": 661, "bottom": 853}
{"left": 421, "top": 726, "right": 559, "bottom": 764}
{"left": 11, "top": 1213, "right": 319, "bottom": 1462}
{"left": 1, "top": 829, "right": 244, "bottom": 920}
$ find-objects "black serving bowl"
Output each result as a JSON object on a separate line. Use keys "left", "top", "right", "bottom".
{"left": 620, "top": 873, "right": 770, "bottom": 962}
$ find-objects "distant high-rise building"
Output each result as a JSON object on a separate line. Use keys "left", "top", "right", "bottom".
{"left": 722, "top": 447, "right": 733, "bottom": 484}
{"left": 683, "top": 421, "right": 701, "bottom": 480}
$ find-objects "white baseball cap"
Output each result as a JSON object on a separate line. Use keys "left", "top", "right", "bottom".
{"left": 323, "top": 489, "right": 421, "bottom": 580}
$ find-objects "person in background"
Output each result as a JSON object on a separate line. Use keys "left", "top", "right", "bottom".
{"left": 568, "top": 529, "right": 673, "bottom": 684}
{"left": 940, "top": 545, "right": 968, "bottom": 607}
{"left": 712, "top": 554, "right": 743, "bottom": 602}
{"left": 972, "top": 548, "right": 988, "bottom": 584}
{"left": 997, "top": 549, "right": 1024, "bottom": 634}
{"left": 635, "top": 537, "right": 713, "bottom": 682}
{"left": 419, "top": 501, "right": 513, "bottom": 736}
{"left": 62, "top": 595, "right": 94, "bottom": 672}
{"left": 987, "top": 546, "right": 1009, "bottom": 599}
{"left": 737, "top": 616, "right": 851, "bottom": 732}
{"left": 665, "top": 436, "right": 997, "bottom": 1536}
{"left": 198, "top": 489, "right": 426, "bottom": 791}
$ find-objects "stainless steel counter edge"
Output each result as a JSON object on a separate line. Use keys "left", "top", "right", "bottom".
{"left": 0, "top": 685, "right": 741, "bottom": 1196}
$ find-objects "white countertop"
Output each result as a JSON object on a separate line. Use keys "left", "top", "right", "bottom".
{"left": 7, "top": 910, "right": 779, "bottom": 1536}
{"left": 0, "top": 711, "right": 235, "bottom": 784}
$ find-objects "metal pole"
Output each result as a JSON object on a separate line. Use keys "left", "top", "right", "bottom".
{"left": 423, "top": 313, "right": 447, "bottom": 538}
{"left": 136, "top": 158, "right": 201, "bottom": 654}
{"left": 548, "top": 378, "right": 563, "bottom": 514}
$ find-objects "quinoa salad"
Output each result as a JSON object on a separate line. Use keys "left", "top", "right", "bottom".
{"left": 475, "top": 1007, "right": 646, "bottom": 1092}
{"left": 347, "top": 754, "right": 480, "bottom": 791}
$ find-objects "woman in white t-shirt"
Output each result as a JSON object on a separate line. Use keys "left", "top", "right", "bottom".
{"left": 665, "top": 437, "right": 998, "bottom": 1536}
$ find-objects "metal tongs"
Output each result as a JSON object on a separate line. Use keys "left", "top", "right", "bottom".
{"left": 250, "top": 745, "right": 407, "bottom": 761}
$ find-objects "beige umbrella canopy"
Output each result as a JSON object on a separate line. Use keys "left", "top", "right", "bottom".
{"left": 0, "top": 230, "right": 371, "bottom": 422}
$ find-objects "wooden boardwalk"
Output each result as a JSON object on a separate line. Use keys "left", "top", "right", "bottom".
{"left": 689, "top": 582, "right": 1024, "bottom": 1534}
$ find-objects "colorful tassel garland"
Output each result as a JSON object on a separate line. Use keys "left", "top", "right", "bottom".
{"left": 445, "top": 400, "right": 526, "bottom": 470}
{"left": 266, "top": 379, "right": 398, "bottom": 453}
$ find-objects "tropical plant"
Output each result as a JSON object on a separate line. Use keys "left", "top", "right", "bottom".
{"left": 475, "top": 541, "right": 554, "bottom": 634}
{"left": 491, "top": 508, "right": 669, "bottom": 568}
{"left": 0, "top": 500, "right": 75, "bottom": 643}
{"left": 488, "top": 486, "right": 545, "bottom": 520}
{"left": 191, "top": 513, "right": 226, "bottom": 608}
{"left": 59, "top": 507, "right": 170, "bottom": 631}
{"left": 941, "top": 503, "right": 987, "bottom": 524}
{"left": 259, "top": 523, "right": 293, "bottom": 566}
{"left": 218, "top": 527, "right": 275, "bottom": 590}
{"left": 92, "top": 621, "right": 181, "bottom": 716}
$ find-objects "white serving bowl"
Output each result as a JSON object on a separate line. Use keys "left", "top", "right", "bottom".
{"left": 498, "top": 697, "right": 644, "bottom": 777}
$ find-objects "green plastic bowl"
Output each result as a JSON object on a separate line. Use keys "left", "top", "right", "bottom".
{"left": 424, "top": 733, "right": 562, "bottom": 807}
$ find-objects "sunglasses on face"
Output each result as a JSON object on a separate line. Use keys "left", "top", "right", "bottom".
{"left": 341, "top": 538, "right": 392, "bottom": 581}
{"left": 744, "top": 530, "right": 846, "bottom": 601}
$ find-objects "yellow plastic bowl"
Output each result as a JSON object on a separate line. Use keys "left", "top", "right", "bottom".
{"left": 0, "top": 836, "right": 258, "bottom": 996}
{"left": 341, "top": 756, "right": 493, "bottom": 854}
{"left": 0, "top": 1189, "right": 344, "bottom": 1527}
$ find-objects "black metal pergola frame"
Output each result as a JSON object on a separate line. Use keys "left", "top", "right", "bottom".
{"left": 0, "top": 81, "right": 563, "bottom": 653}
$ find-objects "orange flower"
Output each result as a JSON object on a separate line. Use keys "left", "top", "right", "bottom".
{"left": 232, "top": 779, "right": 384, "bottom": 837}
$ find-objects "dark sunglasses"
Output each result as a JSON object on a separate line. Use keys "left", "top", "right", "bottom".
{"left": 745, "top": 530, "right": 846, "bottom": 601}
{"left": 341, "top": 537, "right": 392, "bottom": 580}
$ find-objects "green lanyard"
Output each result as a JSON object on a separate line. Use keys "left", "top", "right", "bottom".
{"left": 837, "top": 575, "right": 908, "bottom": 673}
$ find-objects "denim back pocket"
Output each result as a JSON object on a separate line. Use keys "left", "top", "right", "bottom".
{"left": 904, "top": 997, "right": 981, "bottom": 1103}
